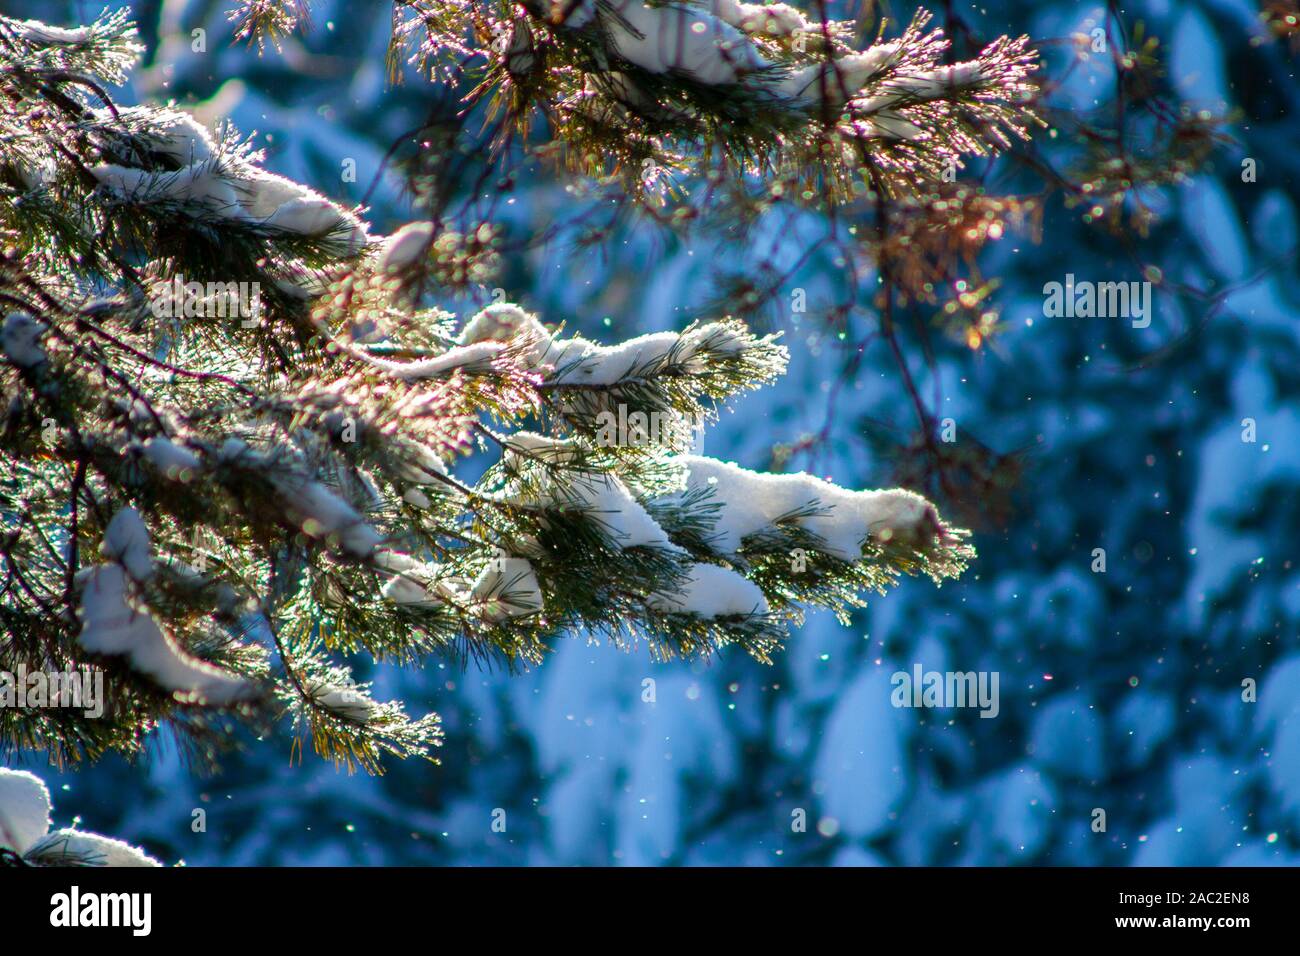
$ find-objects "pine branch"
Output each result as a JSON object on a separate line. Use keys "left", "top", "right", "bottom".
{"left": 1, "top": 9, "right": 978, "bottom": 777}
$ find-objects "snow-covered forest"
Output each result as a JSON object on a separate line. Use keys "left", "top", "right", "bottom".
{"left": 2, "top": 0, "right": 1299, "bottom": 868}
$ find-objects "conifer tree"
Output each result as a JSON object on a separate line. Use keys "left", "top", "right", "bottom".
{"left": 0, "top": 3, "right": 1048, "bottom": 785}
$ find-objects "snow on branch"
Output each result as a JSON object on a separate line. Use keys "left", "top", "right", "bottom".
{"left": 270, "top": 476, "right": 384, "bottom": 558}
{"left": 711, "top": 0, "right": 813, "bottom": 37}
{"left": 0, "top": 9, "right": 984, "bottom": 771}
{"left": 469, "top": 554, "right": 546, "bottom": 621}
{"left": 88, "top": 107, "right": 371, "bottom": 257}
{"left": 392, "top": 1, "right": 1040, "bottom": 197}
{"left": 279, "top": 650, "right": 445, "bottom": 772}
{"left": 338, "top": 300, "right": 786, "bottom": 446}
{"left": 646, "top": 561, "right": 769, "bottom": 617}
{"left": 668, "top": 454, "right": 949, "bottom": 560}
{"left": 0, "top": 9, "right": 142, "bottom": 84}
{"left": 377, "top": 548, "right": 545, "bottom": 623}
{"left": 571, "top": 3, "right": 1038, "bottom": 121}
{"left": 471, "top": 304, "right": 788, "bottom": 437}
{"left": 303, "top": 677, "right": 382, "bottom": 724}
{"left": 329, "top": 293, "right": 969, "bottom": 642}
{"left": 0, "top": 769, "right": 161, "bottom": 866}
{"left": 1, "top": 312, "right": 48, "bottom": 369}
{"left": 552, "top": 0, "right": 878, "bottom": 106}
{"left": 499, "top": 464, "right": 683, "bottom": 553}
{"left": 77, "top": 508, "right": 254, "bottom": 705}
{"left": 475, "top": 432, "right": 968, "bottom": 636}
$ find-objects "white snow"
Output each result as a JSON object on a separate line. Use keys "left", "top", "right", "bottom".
{"left": 273, "top": 478, "right": 382, "bottom": 557}
{"left": 140, "top": 436, "right": 201, "bottom": 478}
{"left": 0, "top": 769, "right": 52, "bottom": 857}
{"left": 713, "top": 0, "right": 810, "bottom": 36}
{"left": 90, "top": 117, "right": 369, "bottom": 256}
{"left": 538, "top": 321, "right": 766, "bottom": 386}
{"left": 265, "top": 196, "right": 344, "bottom": 233}
{"left": 378, "top": 221, "right": 434, "bottom": 273}
{"left": 306, "top": 679, "right": 379, "bottom": 723}
{"left": 1, "top": 312, "right": 48, "bottom": 369}
{"left": 543, "top": 331, "right": 682, "bottom": 384}
{"left": 373, "top": 549, "right": 424, "bottom": 574}
{"left": 647, "top": 562, "right": 769, "bottom": 617}
{"left": 561, "top": 0, "right": 888, "bottom": 108}
{"left": 381, "top": 573, "right": 438, "bottom": 606}
{"left": 231, "top": 168, "right": 306, "bottom": 219}
{"left": 236, "top": 170, "right": 369, "bottom": 254}
{"left": 377, "top": 553, "right": 449, "bottom": 608}
{"left": 557, "top": 473, "right": 682, "bottom": 551}
{"left": 10, "top": 20, "right": 92, "bottom": 44}
{"left": 600, "top": 0, "right": 767, "bottom": 86}
{"left": 470, "top": 555, "right": 544, "bottom": 621}
{"left": 394, "top": 441, "right": 449, "bottom": 484}
{"left": 25, "top": 829, "right": 162, "bottom": 867}
{"left": 368, "top": 341, "right": 505, "bottom": 379}
{"left": 690, "top": 322, "right": 752, "bottom": 356}
{"left": 77, "top": 564, "right": 251, "bottom": 705}
{"left": 860, "top": 62, "right": 985, "bottom": 107}
{"left": 670, "top": 455, "right": 941, "bottom": 560}
{"left": 93, "top": 106, "right": 216, "bottom": 165}
{"left": 101, "top": 506, "right": 155, "bottom": 582}
{"left": 778, "top": 43, "right": 902, "bottom": 106}
{"left": 265, "top": 196, "right": 355, "bottom": 239}
{"left": 0, "top": 768, "right": 160, "bottom": 866}
{"left": 502, "top": 431, "right": 583, "bottom": 466}
{"left": 859, "top": 111, "right": 926, "bottom": 141}
{"left": 500, "top": 461, "right": 682, "bottom": 552}
{"left": 458, "top": 302, "right": 549, "bottom": 346}
{"left": 147, "top": 110, "right": 216, "bottom": 165}
{"left": 92, "top": 162, "right": 243, "bottom": 215}
{"left": 403, "top": 488, "right": 431, "bottom": 508}
{"left": 368, "top": 307, "right": 768, "bottom": 387}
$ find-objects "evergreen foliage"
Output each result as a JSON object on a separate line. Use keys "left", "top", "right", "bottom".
{"left": 0, "top": 4, "right": 1030, "bottom": 775}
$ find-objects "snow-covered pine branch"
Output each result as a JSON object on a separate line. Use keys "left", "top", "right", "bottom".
{"left": 341, "top": 300, "right": 787, "bottom": 449}
{"left": 310, "top": 287, "right": 970, "bottom": 658}
{"left": 0, "top": 10, "right": 975, "bottom": 773}
{"left": 0, "top": 8, "right": 141, "bottom": 84}
{"left": 393, "top": 1, "right": 1040, "bottom": 196}
{"left": 78, "top": 508, "right": 255, "bottom": 705}
{"left": 475, "top": 406, "right": 971, "bottom": 641}
{"left": 0, "top": 768, "right": 161, "bottom": 866}
{"left": 0, "top": 29, "right": 371, "bottom": 327}
{"left": 285, "top": 664, "right": 444, "bottom": 772}
{"left": 664, "top": 454, "right": 948, "bottom": 560}
{"left": 88, "top": 105, "right": 369, "bottom": 257}
{"left": 557, "top": 0, "right": 889, "bottom": 107}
